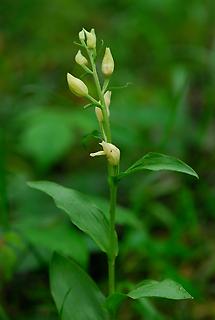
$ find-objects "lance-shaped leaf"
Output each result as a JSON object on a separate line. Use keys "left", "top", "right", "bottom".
{"left": 128, "top": 279, "right": 193, "bottom": 300}
{"left": 50, "top": 252, "right": 109, "bottom": 320}
{"left": 28, "top": 181, "right": 111, "bottom": 254}
{"left": 105, "top": 279, "right": 192, "bottom": 315}
{"left": 118, "top": 152, "right": 198, "bottom": 180}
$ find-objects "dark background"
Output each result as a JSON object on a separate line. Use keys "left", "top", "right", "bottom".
{"left": 0, "top": 0, "right": 215, "bottom": 319}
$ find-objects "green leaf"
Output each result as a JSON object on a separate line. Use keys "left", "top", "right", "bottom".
{"left": 118, "top": 152, "right": 198, "bottom": 180}
{"left": 28, "top": 181, "right": 112, "bottom": 255}
{"left": 20, "top": 111, "right": 74, "bottom": 169}
{"left": 106, "top": 279, "right": 192, "bottom": 315}
{"left": 16, "top": 222, "right": 88, "bottom": 267}
{"left": 50, "top": 252, "right": 109, "bottom": 320}
{"left": 128, "top": 279, "right": 193, "bottom": 300}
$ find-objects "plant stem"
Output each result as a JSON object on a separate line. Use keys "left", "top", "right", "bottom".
{"left": 87, "top": 49, "right": 111, "bottom": 142}
{"left": 108, "top": 165, "right": 118, "bottom": 295}
{"left": 87, "top": 48, "right": 118, "bottom": 296}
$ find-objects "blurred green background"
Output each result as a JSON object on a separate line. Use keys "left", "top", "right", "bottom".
{"left": 0, "top": 0, "right": 215, "bottom": 319}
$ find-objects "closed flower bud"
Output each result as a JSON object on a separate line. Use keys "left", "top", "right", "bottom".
{"left": 95, "top": 107, "right": 103, "bottom": 122}
{"left": 90, "top": 141, "right": 120, "bottom": 166}
{"left": 75, "top": 50, "right": 88, "bottom": 66}
{"left": 101, "top": 141, "right": 120, "bottom": 165}
{"left": 84, "top": 28, "right": 96, "bottom": 49}
{"left": 79, "top": 30, "right": 85, "bottom": 42}
{"left": 67, "top": 73, "right": 88, "bottom": 97}
{"left": 104, "top": 91, "right": 111, "bottom": 116}
{"left": 102, "top": 48, "right": 114, "bottom": 76}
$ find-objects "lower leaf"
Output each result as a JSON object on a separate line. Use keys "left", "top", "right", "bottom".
{"left": 106, "top": 279, "right": 193, "bottom": 315}
{"left": 50, "top": 252, "right": 109, "bottom": 320}
{"left": 128, "top": 279, "right": 193, "bottom": 300}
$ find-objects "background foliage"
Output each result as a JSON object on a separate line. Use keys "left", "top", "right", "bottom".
{"left": 0, "top": 0, "right": 215, "bottom": 319}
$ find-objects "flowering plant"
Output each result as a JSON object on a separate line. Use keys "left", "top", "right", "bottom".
{"left": 29, "top": 28, "right": 198, "bottom": 319}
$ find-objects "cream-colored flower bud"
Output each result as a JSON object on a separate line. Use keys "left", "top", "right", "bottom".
{"left": 102, "top": 48, "right": 114, "bottom": 76}
{"left": 95, "top": 107, "right": 103, "bottom": 122}
{"left": 67, "top": 73, "right": 88, "bottom": 97}
{"left": 90, "top": 141, "right": 120, "bottom": 166}
{"left": 100, "top": 141, "right": 120, "bottom": 165}
{"left": 75, "top": 50, "right": 88, "bottom": 66}
{"left": 79, "top": 30, "right": 85, "bottom": 42}
{"left": 104, "top": 91, "right": 111, "bottom": 116}
{"left": 84, "top": 28, "right": 96, "bottom": 49}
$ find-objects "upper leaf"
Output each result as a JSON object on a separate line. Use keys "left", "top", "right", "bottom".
{"left": 118, "top": 152, "right": 198, "bottom": 180}
{"left": 128, "top": 279, "right": 193, "bottom": 300}
{"left": 50, "top": 252, "right": 109, "bottom": 320}
{"left": 28, "top": 181, "right": 111, "bottom": 255}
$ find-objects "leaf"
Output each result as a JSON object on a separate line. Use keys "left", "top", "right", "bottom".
{"left": 28, "top": 181, "right": 113, "bottom": 255}
{"left": 50, "top": 252, "right": 109, "bottom": 320}
{"left": 118, "top": 152, "right": 198, "bottom": 180}
{"left": 16, "top": 221, "right": 88, "bottom": 267}
{"left": 105, "top": 280, "right": 192, "bottom": 315}
{"left": 20, "top": 111, "right": 74, "bottom": 169}
{"left": 128, "top": 279, "right": 193, "bottom": 300}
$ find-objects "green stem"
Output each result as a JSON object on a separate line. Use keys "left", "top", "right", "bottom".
{"left": 81, "top": 64, "right": 93, "bottom": 75}
{"left": 86, "top": 94, "right": 100, "bottom": 106}
{"left": 87, "top": 49, "right": 111, "bottom": 142}
{"left": 108, "top": 165, "right": 118, "bottom": 295}
{"left": 86, "top": 47, "right": 118, "bottom": 296}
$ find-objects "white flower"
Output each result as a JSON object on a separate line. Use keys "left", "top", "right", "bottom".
{"left": 104, "top": 91, "right": 111, "bottom": 116}
{"left": 102, "top": 48, "right": 114, "bottom": 76}
{"left": 79, "top": 30, "right": 85, "bottom": 41}
{"left": 84, "top": 28, "right": 96, "bottom": 49}
{"left": 67, "top": 73, "right": 88, "bottom": 97}
{"left": 75, "top": 50, "right": 88, "bottom": 66}
{"left": 90, "top": 141, "right": 120, "bottom": 166}
{"left": 95, "top": 107, "right": 103, "bottom": 122}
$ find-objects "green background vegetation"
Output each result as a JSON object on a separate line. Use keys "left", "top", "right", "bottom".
{"left": 0, "top": 0, "right": 215, "bottom": 319}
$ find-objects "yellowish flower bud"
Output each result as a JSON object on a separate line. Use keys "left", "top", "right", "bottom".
{"left": 84, "top": 28, "right": 96, "bottom": 49}
{"left": 102, "top": 48, "right": 114, "bottom": 76}
{"left": 75, "top": 50, "right": 88, "bottom": 66}
{"left": 100, "top": 141, "right": 120, "bottom": 165}
{"left": 67, "top": 73, "right": 88, "bottom": 97}
{"left": 95, "top": 107, "right": 103, "bottom": 122}
{"left": 79, "top": 30, "right": 85, "bottom": 42}
{"left": 104, "top": 91, "right": 111, "bottom": 116}
{"left": 90, "top": 141, "right": 120, "bottom": 166}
